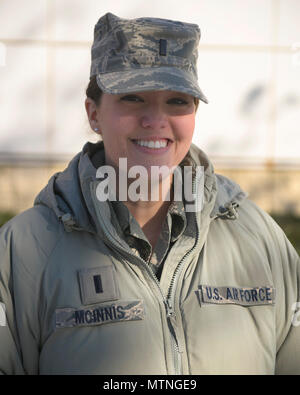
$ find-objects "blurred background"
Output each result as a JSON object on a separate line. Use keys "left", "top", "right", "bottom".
{"left": 0, "top": 0, "right": 299, "bottom": 254}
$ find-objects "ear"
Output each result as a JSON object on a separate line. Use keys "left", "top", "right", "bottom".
{"left": 85, "top": 98, "right": 101, "bottom": 134}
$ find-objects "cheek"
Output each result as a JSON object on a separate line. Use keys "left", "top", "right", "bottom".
{"left": 102, "top": 113, "right": 137, "bottom": 138}
{"left": 100, "top": 114, "right": 135, "bottom": 162}
{"left": 174, "top": 115, "right": 195, "bottom": 142}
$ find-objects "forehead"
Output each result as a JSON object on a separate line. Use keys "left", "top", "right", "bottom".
{"left": 103, "top": 90, "right": 194, "bottom": 100}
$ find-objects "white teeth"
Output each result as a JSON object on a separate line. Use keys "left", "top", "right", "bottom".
{"left": 135, "top": 140, "right": 168, "bottom": 148}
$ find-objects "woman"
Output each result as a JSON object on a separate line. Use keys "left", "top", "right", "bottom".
{"left": 0, "top": 13, "right": 299, "bottom": 375}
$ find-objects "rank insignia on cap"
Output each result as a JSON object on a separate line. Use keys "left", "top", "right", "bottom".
{"left": 159, "top": 39, "right": 167, "bottom": 56}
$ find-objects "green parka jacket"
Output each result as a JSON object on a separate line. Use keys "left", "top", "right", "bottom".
{"left": 0, "top": 142, "right": 299, "bottom": 375}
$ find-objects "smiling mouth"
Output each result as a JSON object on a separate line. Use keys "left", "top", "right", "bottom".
{"left": 130, "top": 138, "right": 171, "bottom": 149}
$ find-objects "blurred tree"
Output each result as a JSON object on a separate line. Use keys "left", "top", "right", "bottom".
{"left": 0, "top": 211, "right": 16, "bottom": 227}
{"left": 270, "top": 213, "right": 300, "bottom": 257}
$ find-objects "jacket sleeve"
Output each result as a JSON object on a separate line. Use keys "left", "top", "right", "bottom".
{"left": 274, "top": 234, "right": 300, "bottom": 375}
{"left": 253, "top": 204, "right": 300, "bottom": 374}
{"left": 0, "top": 224, "right": 27, "bottom": 374}
{"left": 242, "top": 200, "right": 300, "bottom": 374}
{"left": 0, "top": 207, "right": 58, "bottom": 375}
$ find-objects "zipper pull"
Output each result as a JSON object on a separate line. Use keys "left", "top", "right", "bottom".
{"left": 166, "top": 300, "right": 183, "bottom": 355}
{"left": 166, "top": 299, "right": 175, "bottom": 318}
{"left": 226, "top": 202, "right": 239, "bottom": 219}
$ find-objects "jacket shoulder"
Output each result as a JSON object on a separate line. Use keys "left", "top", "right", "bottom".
{"left": 0, "top": 205, "right": 63, "bottom": 271}
{"left": 238, "top": 199, "right": 296, "bottom": 247}
{"left": 234, "top": 198, "right": 300, "bottom": 277}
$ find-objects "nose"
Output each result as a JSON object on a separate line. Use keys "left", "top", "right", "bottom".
{"left": 140, "top": 105, "right": 168, "bottom": 130}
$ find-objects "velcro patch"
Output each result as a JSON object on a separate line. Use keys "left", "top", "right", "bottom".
{"left": 55, "top": 300, "right": 144, "bottom": 329}
{"left": 78, "top": 265, "right": 119, "bottom": 305}
{"left": 197, "top": 285, "right": 275, "bottom": 306}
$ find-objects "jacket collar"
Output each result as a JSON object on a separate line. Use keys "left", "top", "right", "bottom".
{"left": 34, "top": 141, "right": 248, "bottom": 235}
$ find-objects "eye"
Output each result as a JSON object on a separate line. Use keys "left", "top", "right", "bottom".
{"left": 167, "top": 97, "right": 189, "bottom": 105}
{"left": 120, "top": 94, "right": 144, "bottom": 103}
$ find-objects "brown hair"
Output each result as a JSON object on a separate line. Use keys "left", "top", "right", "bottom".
{"left": 86, "top": 75, "right": 199, "bottom": 110}
{"left": 86, "top": 76, "right": 103, "bottom": 106}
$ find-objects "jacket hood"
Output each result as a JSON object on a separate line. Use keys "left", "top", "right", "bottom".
{"left": 34, "top": 141, "right": 248, "bottom": 233}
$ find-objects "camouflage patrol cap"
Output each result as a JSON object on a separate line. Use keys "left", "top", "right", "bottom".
{"left": 90, "top": 13, "right": 208, "bottom": 103}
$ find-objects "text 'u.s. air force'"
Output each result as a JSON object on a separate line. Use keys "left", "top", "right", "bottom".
{"left": 197, "top": 285, "right": 275, "bottom": 306}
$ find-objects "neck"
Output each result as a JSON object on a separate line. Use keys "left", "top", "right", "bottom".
{"left": 124, "top": 197, "right": 171, "bottom": 228}
{"left": 124, "top": 198, "right": 172, "bottom": 250}
{"left": 114, "top": 169, "right": 173, "bottom": 225}
{"left": 120, "top": 175, "right": 173, "bottom": 248}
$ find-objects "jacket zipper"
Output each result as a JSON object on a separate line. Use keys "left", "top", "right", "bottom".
{"left": 164, "top": 217, "right": 199, "bottom": 374}
{"left": 129, "top": 252, "right": 186, "bottom": 375}
{"left": 164, "top": 173, "right": 200, "bottom": 374}
{"left": 90, "top": 172, "right": 200, "bottom": 375}
{"left": 92, "top": 210, "right": 179, "bottom": 373}
{"left": 140, "top": 170, "right": 200, "bottom": 374}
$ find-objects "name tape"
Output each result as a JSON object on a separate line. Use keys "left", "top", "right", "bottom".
{"left": 197, "top": 285, "right": 275, "bottom": 306}
{"left": 55, "top": 300, "right": 144, "bottom": 329}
